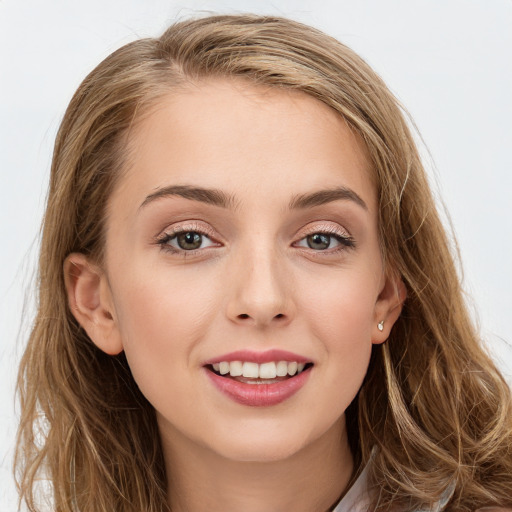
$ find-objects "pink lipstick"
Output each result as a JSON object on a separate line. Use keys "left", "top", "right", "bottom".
{"left": 203, "top": 350, "right": 313, "bottom": 407}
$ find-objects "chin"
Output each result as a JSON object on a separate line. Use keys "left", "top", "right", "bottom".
{"left": 214, "top": 436, "right": 310, "bottom": 464}
{"left": 206, "top": 416, "right": 342, "bottom": 464}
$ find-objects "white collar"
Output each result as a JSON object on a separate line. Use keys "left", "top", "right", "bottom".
{"left": 331, "top": 461, "right": 372, "bottom": 512}
{"left": 331, "top": 457, "right": 454, "bottom": 512}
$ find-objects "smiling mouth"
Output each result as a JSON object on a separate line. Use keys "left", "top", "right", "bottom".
{"left": 206, "top": 361, "right": 314, "bottom": 384}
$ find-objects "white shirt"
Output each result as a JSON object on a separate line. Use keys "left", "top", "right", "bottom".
{"left": 332, "top": 460, "right": 454, "bottom": 512}
{"left": 331, "top": 462, "right": 372, "bottom": 512}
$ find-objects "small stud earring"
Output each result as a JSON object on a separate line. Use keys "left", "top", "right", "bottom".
{"left": 377, "top": 321, "right": 384, "bottom": 332}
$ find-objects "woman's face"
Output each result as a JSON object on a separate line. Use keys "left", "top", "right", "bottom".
{"left": 83, "top": 80, "right": 402, "bottom": 462}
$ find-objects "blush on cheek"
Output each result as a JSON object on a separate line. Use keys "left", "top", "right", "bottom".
{"left": 302, "top": 284, "right": 376, "bottom": 346}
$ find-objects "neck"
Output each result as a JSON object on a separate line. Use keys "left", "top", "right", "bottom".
{"left": 160, "top": 417, "right": 353, "bottom": 512}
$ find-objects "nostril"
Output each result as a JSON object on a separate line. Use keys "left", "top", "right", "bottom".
{"left": 233, "top": 312, "right": 287, "bottom": 322}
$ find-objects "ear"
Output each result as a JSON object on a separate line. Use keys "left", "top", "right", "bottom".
{"left": 372, "top": 270, "right": 407, "bottom": 345}
{"left": 63, "top": 253, "right": 123, "bottom": 355}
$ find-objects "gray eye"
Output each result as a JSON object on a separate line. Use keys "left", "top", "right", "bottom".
{"left": 306, "top": 233, "right": 331, "bottom": 250}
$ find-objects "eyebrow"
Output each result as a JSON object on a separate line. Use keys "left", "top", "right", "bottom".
{"left": 288, "top": 187, "right": 368, "bottom": 211}
{"left": 140, "top": 185, "right": 236, "bottom": 209}
{"left": 140, "top": 184, "right": 367, "bottom": 212}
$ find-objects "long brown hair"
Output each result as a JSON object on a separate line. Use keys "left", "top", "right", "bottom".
{"left": 15, "top": 14, "right": 512, "bottom": 511}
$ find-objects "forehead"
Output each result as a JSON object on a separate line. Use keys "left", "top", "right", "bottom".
{"left": 111, "top": 79, "right": 376, "bottom": 215}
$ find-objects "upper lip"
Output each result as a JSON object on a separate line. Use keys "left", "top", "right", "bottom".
{"left": 203, "top": 349, "right": 312, "bottom": 366}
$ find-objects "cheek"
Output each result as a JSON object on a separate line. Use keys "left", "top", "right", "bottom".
{"left": 295, "top": 267, "right": 378, "bottom": 393}
{"left": 107, "top": 265, "right": 220, "bottom": 389}
{"left": 112, "top": 261, "right": 218, "bottom": 334}
{"left": 299, "top": 268, "right": 377, "bottom": 344}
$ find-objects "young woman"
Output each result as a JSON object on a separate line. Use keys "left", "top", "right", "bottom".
{"left": 15, "top": 14, "right": 512, "bottom": 512}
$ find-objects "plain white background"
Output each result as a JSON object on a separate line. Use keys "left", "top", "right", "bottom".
{"left": 1, "top": 1, "right": 511, "bottom": 509}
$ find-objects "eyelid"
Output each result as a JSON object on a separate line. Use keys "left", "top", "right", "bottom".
{"left": 294, "top": 221, "right": 352, "bottom": 240}
{"left": 156, "top": 220, "right": 217, "bottom": 239}
{"left": 154, "top": 221, "right": 222, "bottom": 252}
{"left": 292, "top": 222, "right": 355, "bottom": 251}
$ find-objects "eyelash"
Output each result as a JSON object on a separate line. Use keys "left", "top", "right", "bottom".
{"left": 293, "top": 226, "right": 355, "bottom": 254}
{"left": 155, "top": 223, "right": 220, "bottom": 254}
{"left": 155, "top": 224, "right": 355, "bottom": 255}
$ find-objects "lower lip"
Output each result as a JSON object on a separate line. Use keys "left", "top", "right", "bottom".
{"left": 204, "top": 367, "right": 312, "bottom": 407}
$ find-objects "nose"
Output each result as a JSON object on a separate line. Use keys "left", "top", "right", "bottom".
{"left": 226, "top": 245, "right": 294, "bottom": 328}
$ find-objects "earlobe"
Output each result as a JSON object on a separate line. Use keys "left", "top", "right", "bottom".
{"left": 63, "top": 253, "right": 123, "bottom": 355}
{"left": 372, "top": 271, "right": 407, "bottom": 345}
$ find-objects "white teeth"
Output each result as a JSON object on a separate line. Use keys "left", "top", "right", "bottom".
{"left": 259, "top": 362, "right": 277, "bottom": 379}
{"left": 276, "top": 361, "right": 288, "bottom": 377}
{"left": 219, "top": 361, "right": 230, "bottom": 375}
{"left": 229, "top": 360, "right": 243, "bottom": 377}
{"left": 287, "top": 361, "right": 298, "bottom": 376}
{"left": 242, "top": 362, "right": 259, "bottom": 378}
{"left": 212, "top": 360, "right": 309, "bottom": 378}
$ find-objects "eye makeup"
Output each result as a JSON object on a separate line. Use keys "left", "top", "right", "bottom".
{"left": 292, "top": 222, "right": 356, "bottom": 255}
{"left": 154, "top": 221, "right": 221, "bottom": 255}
